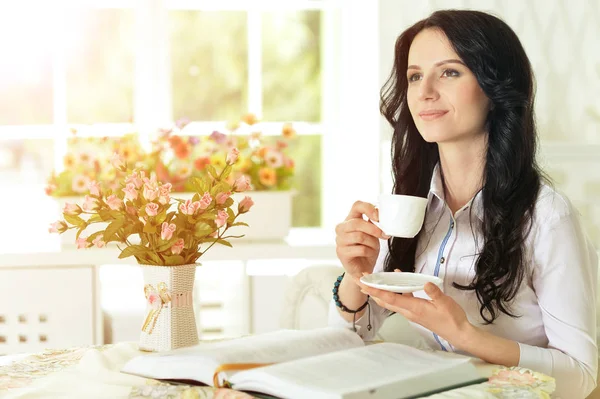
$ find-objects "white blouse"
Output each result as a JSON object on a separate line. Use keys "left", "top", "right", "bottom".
{"left": 328, "top": 165, "right": 598, "bottom": 398}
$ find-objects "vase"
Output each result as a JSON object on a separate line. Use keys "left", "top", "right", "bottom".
{"left": 171, "top": 190, "right": 295, "bottom": 241}
{"left": 138, "top": 263, "right": 199, "bottom": 352}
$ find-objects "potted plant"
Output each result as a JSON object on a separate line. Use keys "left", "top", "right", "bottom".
{"left": 49, "top": 148, "right": 254, "bottom": 352}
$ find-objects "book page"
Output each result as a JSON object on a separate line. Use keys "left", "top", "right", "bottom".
{"left": 121, "top": 327, "right": 364, "bottom": 386}
{"left": 231, "top": 343, "right": 483, "bottom": 399}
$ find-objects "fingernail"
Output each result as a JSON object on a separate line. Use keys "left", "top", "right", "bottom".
{"left": 360, "top": 289, "right": 367, "bottom": 295}
{"left": 394, "top": 268, "right": 401, "bottom": 272}
{"left": 382, "top": 234, "right": 391, "bottom": 239}
{"left": 362, "top": 272, "right": 369, "bottom": 276}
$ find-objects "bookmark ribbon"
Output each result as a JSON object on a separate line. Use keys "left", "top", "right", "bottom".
{"left": 213, "top": 363, "right": 274, "bottom": 388}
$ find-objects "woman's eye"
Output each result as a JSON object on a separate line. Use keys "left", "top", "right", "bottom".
{"left": 408, "top": 73, "right": 421, "bottom": 82}
{"left": 442, "top": 69, "right": 460, "bottom": 78}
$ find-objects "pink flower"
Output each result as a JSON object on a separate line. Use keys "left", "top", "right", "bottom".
{"left": 63, "top": 203, "right": 81, "bottom": 215}
{"left": 123, "top": 183, "right": 138, "bottom": 201}
{"left": 147, "top": 292, "right": 161, "bottom": 309}
{"left": 146, "top": 203, "right": 159, "bottom": 217}
{"left": 106, "top": 195, "right": 123, "bottom": 210}
{"left": 161, "top": 222, "right": 176, "bottom": 241}
{"left": 264, "top": 149, "right": 284, "bottom": 168}
{"left": 49, "top": 220, "right": 67, "bottom": 234}
{"left": 45, "top": 183, "right": 56, "bottom": 196}
{"left": 199, "top": 192, "right": 212, "bottom": 209}
{"left": 76, "top": 236, "right": 90, "bottom": 249}
{"left": 215, "top": 210, "right": 228, "bottom": 228}
{"left": 88, "top": 181, "right": 101, "bottom": 196}
{"left": 143, "top": 184, "right": 159, "bottom": 201}
{"left": 216, "top": 192, "right": 230, "bottom": 205}
{"left": 110, "top": 153, "right": 125, "bottom": 170}
{"left": 226, "top": 147, "right": 240, "bottom": 164}
{"left": 125, "top": 172, "right": 143, "bottom": 189}
{"left": 82, "top": 195, "right": 99, "bottom": 211}
{"left": 180, "top": 199, "right": 201, "bottom": 215}
{"left": 171, "top": 238, "right": 185, "bottom": 255}
{"left": 233, "top": 175, "right": 251, "bottom": 192}
{"left": 92, "top": 235, "right": 106, "bottom": 248}
{"left": 158, "top": 183, "right": 172, "bottom": 205}
{"left": 238, "top": 196, "right": 254, "bottom": 214}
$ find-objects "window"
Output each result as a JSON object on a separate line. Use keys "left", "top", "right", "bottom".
{"left": 65, "top": 8, "right": 135, "bottom": 124}
{"left": 0, "top": 1, "right": 338, "bottom": 239}
{"left": 0, "top": 8, "right": 53, "bottom": 125}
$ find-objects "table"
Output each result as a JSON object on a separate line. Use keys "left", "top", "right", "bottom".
{"left": 1, "top": 343, "right": 555, "bottom": 399}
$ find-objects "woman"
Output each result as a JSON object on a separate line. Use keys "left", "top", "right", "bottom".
{"left": 329, "top": 9, "right": 598, "bottom": 398}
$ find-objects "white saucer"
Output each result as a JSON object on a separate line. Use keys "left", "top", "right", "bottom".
{"left": 360, "top": 272, "right": 443, "bottom": 293}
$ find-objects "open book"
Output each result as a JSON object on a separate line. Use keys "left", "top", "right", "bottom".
{"left": 121, "top": 327, "right": 487, "bottom": 399}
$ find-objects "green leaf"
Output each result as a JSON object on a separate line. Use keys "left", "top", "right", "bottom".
{"left": 216, "top": 238, "right": 232, "bottom": 248}
{"left": 224, "top": 198, "right": 234, "bottom": 208}
{"left": 88, "top": 214, "right": 103, "bottom": 223}
{"left": 75, "top": 227, "right": 85, "bottom": 240}
{"left": 118, "top": 245, "right": 149, "bottom": 259}
{"left": 103, "top": 219, "right": 124, "bottom": 242}
{"left": 143, "top": 222, "right": 157, "bottom": 234}
{"left": 199, "top": 211, "right": 217, "bottom": 221}
{"left": 226, "top": 208, "right": 236, "bottom": 223}
{"left": 86, "top": 230, "right": 104, "bottom": 243}
{"left": 221, "top": 164, "right": 232, "bottom": 180}
{"left": 229, "top": 222, "right": 249, "bottom": 227}
{"left": 165, "top": 211, "right": 177, "bottom": 223}
{"left": 147, "top": 252, "right": 164, "bottom": 265}
{"left": 164, "top": 255, "right": 185, "bottom": 266}
{"left": 156, "top": 238, "right": 178, "bottom": 252}
{"left": 156, "top": 210, "right": 167, "bottom": 224}
{"left": 64, "top": 214, "right": 85, "bottom": 227}
{"left": 206, "top": 164, "right": 218, "bottom": 180}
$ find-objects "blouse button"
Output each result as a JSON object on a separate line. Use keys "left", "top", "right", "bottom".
{"left": 440, "top": 257, "right": 445, "bottom": 264}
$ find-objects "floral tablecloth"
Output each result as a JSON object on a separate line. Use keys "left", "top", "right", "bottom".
{"left": 0, "top": 343, "right": 555, "bottom": 399}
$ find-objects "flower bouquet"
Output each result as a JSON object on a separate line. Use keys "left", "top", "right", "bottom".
{"left": 49, "top": 148, "right": 254, "bottom": 351}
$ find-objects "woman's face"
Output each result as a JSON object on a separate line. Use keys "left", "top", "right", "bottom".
{"left": 406, "top": 28, "right": 491, "bottom": 144}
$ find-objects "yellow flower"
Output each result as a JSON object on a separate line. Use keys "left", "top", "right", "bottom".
{"left": 64, "top": 154, "right": 76, "bottom": 169}
{"left": 242, "top": 113, "right": 259, "bottom": 125}
{"left": 282, "top": 122, "right": 296, "bottom": 139}
{"left": 71, "top": 174, "right": 91, "bottom": 194}
{"left": 258, "top": 167, "right": 277, "bottom": 187}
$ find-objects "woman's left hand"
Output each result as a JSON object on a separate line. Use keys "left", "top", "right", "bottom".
{"left": 358, "top": 278, "right": 472, "bottom": 347}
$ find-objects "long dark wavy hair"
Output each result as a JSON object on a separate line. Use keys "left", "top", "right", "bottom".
{"left": 380, "top": 10, "right": 544, "bottom": 324}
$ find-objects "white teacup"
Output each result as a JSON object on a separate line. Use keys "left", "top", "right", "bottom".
{"left": 376, "top": 194, "right": 428, "bottom": 238}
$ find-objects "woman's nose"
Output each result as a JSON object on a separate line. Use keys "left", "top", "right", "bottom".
{"left": 417, "top": 76, "right": 439, "bottom": 101}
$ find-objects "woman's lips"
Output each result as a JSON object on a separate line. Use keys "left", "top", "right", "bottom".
{"left": 419, "top": 110, "right": 448, "bottom": 121}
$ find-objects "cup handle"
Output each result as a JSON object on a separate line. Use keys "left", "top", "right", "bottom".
{"left": 368, "top": 204, "right": 390, "bottom": 238}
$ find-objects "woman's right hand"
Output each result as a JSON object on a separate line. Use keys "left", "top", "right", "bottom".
{"left": 335, "top": 201, "right": 389, "bottom": 280}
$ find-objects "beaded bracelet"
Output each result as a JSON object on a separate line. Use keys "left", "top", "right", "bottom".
{"left": 332, "top": 272, "right": 372, "bottom": 333}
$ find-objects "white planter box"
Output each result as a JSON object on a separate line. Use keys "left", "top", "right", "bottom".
{"left": 172, "top": 191, "right": 294, "bottom": 242}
